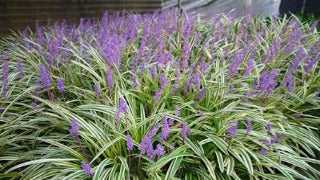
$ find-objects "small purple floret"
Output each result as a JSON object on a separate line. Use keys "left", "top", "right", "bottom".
{"left": 275, "top": 133, "right": 284, "bottom": 140}
{"left": 244, "top": 59, "right": 254, "bottom": 76}
{"left": 154, "top": 143, "right": 165, "bottom": 157}
{"left": 94, "top": 84, "right": 100, "bottom": 99}
{"left": 39, "top": 64, "right": 51, "bottom": 90}
{"left": 115, "top": 98, "right": 128, "bottom": 123}
{"left": 161, "top": 115, "right": 170, "bottom": 140}
{"left": 81, "top": 161, "right": 93, "bottom": 176}
{"left": 106, "top": 68, "right": 113, "bottom": 89}
{"left": 259, "top": 139, "right": 271, "bottom": 145}
{"left": 31, "top": 102, "right": 38, "bottom": 110}
{"left": 69, "top": 118, "right": 79, "bottom": 139}
{"left": 57, "top": 78, "right": 64, "bottom": 93}
{"left": 181, "top": 122, "right": 191, "bottom": 139}
{"left": 153, "top": 74, "right": 168, "bottom": 104}
{"left": 266, "top": 123, "right": 272, "bottom": 131}
{"left": 17, "top": 60, "right": 24, "bottom": 78}
{"left": 254, "top": 69, "right": 280, "bottom": 97}
{"left": 175, "top": 106, "right": 180, "bottom": 117}
{"left": 168, "top": 119, "right": 174, "bottom": 126}
{"left": 259, "top": 148, "right": 268, "bottom": 156}
{"left": 193, "top": 73, "right": 201, "bottom": 89}
{"left": 138, "top": 123, "right": 159, "bottom": 158}
{"left": 127, "top": 134, "right": 134, "bottom": 151}
{"left": 225, "top": 120, "right": 238, "bottom": 139}
{"left": 197, "top": 88, "right": 206, "bottom": 102}
{"left": 246, "top": 119, "right": 252, "bottom": 134}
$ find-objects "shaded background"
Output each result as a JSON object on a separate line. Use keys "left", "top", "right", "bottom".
{"left": 0, "top": 0, "right": 162, "bottom": 35}
{"left": 0, "top": 0, "right": 319, "bottom": 36}
{"left": 280, "top": 0, "right": 320, "bottom": 16}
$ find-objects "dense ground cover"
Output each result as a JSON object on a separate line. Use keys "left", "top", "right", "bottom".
{"left": 0, "top": 9, "right": 320, "bottom": 179}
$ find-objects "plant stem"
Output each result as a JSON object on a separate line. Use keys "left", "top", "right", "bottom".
{"left": 128, "top": 151, "right": 131, "bottom": 176}
{"left": 227, "top": 139, "right": 232, "bottom": 151}
{"left": 77, "top": 137, "right": 90, "bottom": 162}
{"left": 137, "top": 155, "right": 141, "bottom": 178}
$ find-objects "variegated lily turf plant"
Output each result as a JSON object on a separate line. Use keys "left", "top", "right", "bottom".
{"left": 0, "top": 9, "right": 320, "bottom": 179}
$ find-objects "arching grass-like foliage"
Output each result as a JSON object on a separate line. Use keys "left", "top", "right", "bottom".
{"left": 0, "top": 9, "right": 320, "bottom": 179}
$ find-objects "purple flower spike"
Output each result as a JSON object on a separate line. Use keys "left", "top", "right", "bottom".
{"left": 57, "top": 78, "right": 64, "bottom": 93}
{"left": 153, "top": 74, "right": 168, "bottom": 104}
{"left": 255, "top": 70, "right": 280, "bottom": 97}
{"left": 168, "top": 119, "right": 174, "bottom": 126}
{"left": 150, "top": 66, "right": 156, "bottom": 80}
{"left": 39, "top": 64, "right": 51, "bottom": 90}
{"left": 184, "top": 76, "right": 192, "bottom": 93}
{"left": 304, "top": 54, "right": 319, "bottom": 73}
{"left": 263, "top": 38, "right": 280, "bottom": 63}
{"left": 193, "top": 73, "right": 201, "bottom": 89}
{"left": 197, "top": 88, "right": 206, "bottom": 102}
{"left": 81, "top": 161, "right": 93, "bottom": 176}
{"left": 309, "top": 20, "right": 319, "bottom": 33}
{"left": 31, "top": 102, "right": 38, "bottom": 110}
{"left": 228, "top": 47, "right": 249, "bottom": 77}
{"left": 171, "top": 142, "right": 175, "bottom": 147}
{"left": 259, "top": 139, "right": 271, "bottom": 145}
{"left": 17, "top": 60, "right": 24, "bottom": 78}
{"left": 2, "top": 55, "right": 9, "bottom": 98}
{"left": 138, "top": 123, "right": 159, "bottom": 158}
{"left": 172, "top": 72, "right": 180, "bottom": 95}
{"left": 132, "top": 76, "right": 138, "bottom": 88}
{"left": 316, "top": 89, "right": 320, "bottom": 96}
{"left": 246, "top": 119, "right": 252, "bottom": 134}
{"left": 106, "top": 67, "right": 113, "bottom": 89}
{"left": 243, "top": 91, "right": 255, "bottom": 101}
{"left": 94, "top": 84, "right": 100, "bottom": 98}
{"left": 45, "top": 53, "right": 53, "bottom": 66}
{"left": 161, "top": 115, "right": 170, "bottom": 140}
{"left": 119, "top": 98, "right": 128, "bottom": 113}
{"left": 244, "top": 59, "right": 254, "bottom": 76}
{"left": 225, "top": 120, "right": 238, "bottom": 139}
{"left": 270, "top": 138, "right": 277, "bottom": 144}
{"left": 293, "top": 113, "right": 303, "bottom": 119}
{"left": 154, "top": 143, "right": 165, "bottom": 157}
{"left": 259, "top": 148, "right": 268, "bottom": 156}
{"left": 200, "top": 60, "right": 208, "bottom": 74}
{"left": 274, "top": 133, "right": 284, "bottom": 140}
{"left": 228, "top": 85, "right": 234, "bottom": 94}
{"left": 289, "top": 47, "right": 306, "bottom": 74}
{"left": 127, "top": 134, "right": 134, "bottom": 151}
{"left": 138, "top": 135, "right": 151, "bottom": 156}
{"left": 148, "top": 123, "right": 159, "bottom": 138}
{"left": 281, "top": 73, "right": 294, "bottom": 92}
{"left": 266, "top": 123, "right": 272, "bottom": 132}
{"left": 146, "top": 146, "right": 155, "bottom": 158}
{"left": 69, "top": 118, "right": 79, "bottom": 139}
{"left": 115, "top": 98, "right": 128, "bottom": 123}
{"left": 181, "top": 122, "right": 191, "bottom": 139}
{"left": 160, "top": 74, "right": 168, "bottom": 89}
{"left": 175, "top": 106, "right": 180, "bottom": 117}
